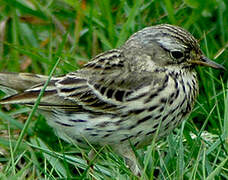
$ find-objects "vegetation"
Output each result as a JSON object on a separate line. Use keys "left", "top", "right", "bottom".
{"left": 0, "top": 0, "right": 227, "bottom": 179}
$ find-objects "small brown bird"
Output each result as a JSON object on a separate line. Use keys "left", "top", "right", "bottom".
{"left": 0, "top": 24, "right": 225, "bottom": 175}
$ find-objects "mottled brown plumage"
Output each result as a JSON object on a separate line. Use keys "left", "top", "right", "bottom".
{"left": 0, "top": 24, "right": 225, "bottom": 175}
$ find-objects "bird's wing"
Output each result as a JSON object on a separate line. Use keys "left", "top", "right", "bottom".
{"left": 0, "top": 49, "right": 165, "bottom": 114}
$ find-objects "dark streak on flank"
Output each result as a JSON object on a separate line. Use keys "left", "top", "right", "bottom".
{"left": 154, "top": 114, "right": 161, "bottom": 120}
{"left": 175, "top": 89, "right": 180, "bottom": 99}
{"left": 128, "top": 124, "right": 137, "bottom": 130}
{"left": 170, "top": 92, "right": 175, "bottom": 99}
{"left": 153, "top": 123, "right": 159, "bottom": 129}
{"left": 69, "top": 119, "right": 87, "bottom": 123}
{"left": 148, "top": 105, "right": 159, "bottom": 112}
{"left": 96, "top": 121, "right": 110, "bottom": 128}
{"left": 115, "top": 119, "right": 124, "bottom": 126}
{"left": 112, "top": 63, "right": 124, "bottom": 68}
{"left": 106, "top": 130, "right": 115, "bottom": 132}
{"left": 85, "top": 128, "right": 94, "bottom": 131}
{"left": 161, "top": 114, "right": 169, "bottom": 121}
{"left": 146, "top": 129, "right": 156, "bottom": 135}
{"left": 179, "top": 96, "right": 186, "bottom": 108}
{"left": 103, "top": 134, "right": 111, "bottom": 138}
{"left": 136, "top": 131, "right": 143, "bottom": 136}
{"left": 180, "top": 79, "right": 186, "bottom": 94}
{"left": 55, "top": 121, "right": 74, "bottom": 127}
{"left": 137, "top": 115, "right": 152, "bottom": 124}
{"left": 169, "top": 116, "right": 176, "bottom": 124}
{"left": 174, "top": 78, "right": 178, "bottom": 89}
{"left": 169, "top": 99, "right": 174, "bottom": 105}
{"left": 129, "top": 108, "right": 145, "bottom": 114}
{"left": 164, "top": 75, "right": 169, "bottom": 84}
{"left": 120, "top": 135, "right": 134, "bottom": 142}
{"left": 159, "top": 106, "right": 164, "bottom": 112}
{"left": 134, "top": 141, "right": 140, "bottom": 147}
{"left": 160, "top": 98, "right": 167, "bottom": 103}
{"left": 147, "top": 93, "right": 158, "bottom": 101}
{"left": 104, "top": 66, "right": 111, "bottom": 70}
{"left": 169, "top": 108, "right": 177, "bottom": 114}
{"left": 76, "top": 138, "right": 83, "bottom": 143}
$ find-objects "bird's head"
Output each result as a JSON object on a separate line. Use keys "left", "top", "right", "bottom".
{"left": 122, "top": 24, "right": 225, "bottom": 72}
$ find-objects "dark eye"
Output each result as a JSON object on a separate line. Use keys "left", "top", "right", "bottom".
{"left": 170, "top": 50, "right": 184, "bottom": 59}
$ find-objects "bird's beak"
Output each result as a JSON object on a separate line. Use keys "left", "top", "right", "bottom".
{"left": 188, "top": 56, "right": 226, "bottom": 70}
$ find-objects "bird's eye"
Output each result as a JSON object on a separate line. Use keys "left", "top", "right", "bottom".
{"left": 170, "top": 50, "right": 184, "bottom": 59}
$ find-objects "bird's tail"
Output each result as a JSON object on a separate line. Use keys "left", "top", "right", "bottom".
{"left": 0, "top": 72, "right": 74, "bottom": 108}
{"left": 0, "top": 72, "right": 51, "bottom": 105}
{"left": 0, "top": 72, "right": 48, "bottom": 93}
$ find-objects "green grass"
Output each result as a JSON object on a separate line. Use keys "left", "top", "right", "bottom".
{"left": 0, "top": 0, "right": 227, "bottom": 179}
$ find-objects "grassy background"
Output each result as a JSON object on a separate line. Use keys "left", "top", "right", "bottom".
{"left": 0, "top": 0, "right": 227, "bottom": 179}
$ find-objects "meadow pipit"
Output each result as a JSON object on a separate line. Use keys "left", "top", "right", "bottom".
{"left": 0, "top": 24, "right": 225, "bottom": 175}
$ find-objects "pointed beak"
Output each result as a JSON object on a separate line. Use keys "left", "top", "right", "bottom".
{"left": 189, "top": 56, "right": 226, "bottom": 70}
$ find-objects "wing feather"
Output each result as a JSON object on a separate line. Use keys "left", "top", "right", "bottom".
{"left": 0, "top": 49, "right": 164, "bottom": 115}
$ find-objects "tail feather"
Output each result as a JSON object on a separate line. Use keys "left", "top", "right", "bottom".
{"left": 0, "top": 72, "right": 73, "bottom": 107}
{"left": 0, "top": 72, "right": 49, "bottom": 92}
{"left": 0, "top": 72, "right": 50, "bottom": 104}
